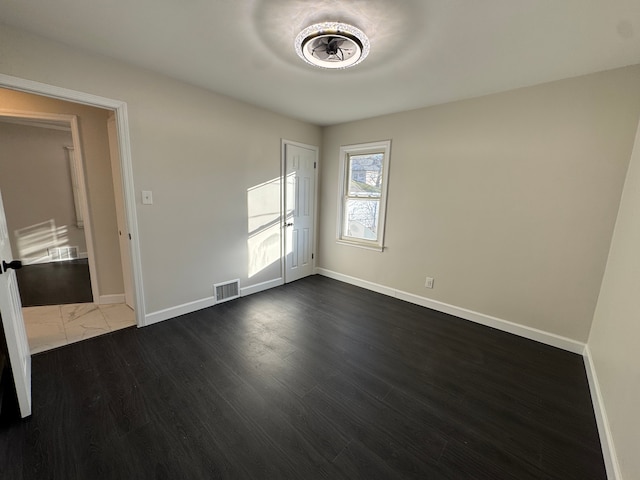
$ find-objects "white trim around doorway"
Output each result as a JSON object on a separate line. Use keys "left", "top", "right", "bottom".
{"left": 0, "top": 73, "right": 146, "bottom": 326}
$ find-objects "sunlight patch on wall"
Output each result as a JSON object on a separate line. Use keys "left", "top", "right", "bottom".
{"left": 15, "top": 219, "right": 70, "bottom": 265}
{"left": 247, "top": 177, "right": 282, "bottom": 278}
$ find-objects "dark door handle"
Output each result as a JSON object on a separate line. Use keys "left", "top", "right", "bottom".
{"left": 3, "top": 260, "right": 22, "bottom": 272}
{"left": 285, "top": 223, "right": 294, "bottom": 227}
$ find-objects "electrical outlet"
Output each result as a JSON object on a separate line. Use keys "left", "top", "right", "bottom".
{"left": 425, "top": 276, "right": 434, "bottom": 288}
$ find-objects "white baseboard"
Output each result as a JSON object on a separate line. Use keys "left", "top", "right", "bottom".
{"left": 144, "top": 296, "right": 216, "bottom": 326}
{"left": 315, "top": 268, "right": 586, "bottom": 354}
{"left": 583, "top": 345, "right": 621, "bottom": 480}
{"left": 240, "top": 278, "right": 283, "bottom": 297}
{"left": 99, "top": 294, "right": 125, "bottom": 305}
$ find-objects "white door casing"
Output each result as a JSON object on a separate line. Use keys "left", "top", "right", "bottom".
{"left": 107, "top": 113, "right": 134, "bottom": 308}
{"left": 0, "top": 189, "right": 31, "bottom": 418}
{"left": 284, "top": 142, "right": 317, "bottom": 283}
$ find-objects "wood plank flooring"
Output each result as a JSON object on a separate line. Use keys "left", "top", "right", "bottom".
{"left": 0, "top": 275, "right": 606, "bottom": 479}
{"left": 16, "top": 259, "right": 92, "bottom": 307}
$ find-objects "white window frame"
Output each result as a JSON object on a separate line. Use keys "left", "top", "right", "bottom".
{"left": 336, "top": 140, "right": 391, "bottom": 251}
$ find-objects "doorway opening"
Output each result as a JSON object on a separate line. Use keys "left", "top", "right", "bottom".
{"left": 0, "top": 73, "right": 144, "bottom": 418}
{"left": 0, "top": 113, "right": 97, "bottom": 303}
{"left": 0, "top": 95, "right": 137, "bottom": 353}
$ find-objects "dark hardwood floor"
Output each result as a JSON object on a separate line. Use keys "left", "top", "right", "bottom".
{"left": 0, "top": 275, "right": 605, "bottom": 479}
{"left": 16, "top": 259, "right": 93, "bottom": 307}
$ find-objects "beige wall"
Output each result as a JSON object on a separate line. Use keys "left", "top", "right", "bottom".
{"left": 320, "top": 65, "right": 640, "bottom": 342}
{"left": 589, "top": 116, "right": 640, "bottom": 479}
{"left": 0, "top": 88, "right": 124, "bottom": 296}
{"left": 0, "top": 123, "right": 87, "bottom": 261}
{"left": 0, "top": 25, "right": 321, "bottom": 313}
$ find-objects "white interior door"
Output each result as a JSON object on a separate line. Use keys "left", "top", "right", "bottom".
{"left": 0, "top": 189, "right": 31, "bottom": 418}
{"left": 284, "top": 142, "right": 317, "bottom": 283}
{"left": 107, "top": 113, "right": 134, "bottom": 308}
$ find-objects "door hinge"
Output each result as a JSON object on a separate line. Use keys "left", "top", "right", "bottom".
{"left": 314, "top": 161, "right": 316, "bottom": 169}
{"left": 312, "top": 253, "right": 314, "bottom": 260}
{"left": 128, "top": 233, "right": 132, "bottom": 240}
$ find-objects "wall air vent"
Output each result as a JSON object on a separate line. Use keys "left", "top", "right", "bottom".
{"left": 214, "top": 279, "right": 240, "bottom": 304}
{"left": 48, "top": 246, "right": 79, "bottom": 261}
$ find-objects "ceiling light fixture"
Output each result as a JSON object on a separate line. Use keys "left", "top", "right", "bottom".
{"left": 295, "top": 22, "right": 370, "bottom": 69}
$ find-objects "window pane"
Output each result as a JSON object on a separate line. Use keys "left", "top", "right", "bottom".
{"left": 344, "top": 198, "right": 380, "bottom": 241}
{"left": 348, "top": 153, "right": 383, "bottom": 197}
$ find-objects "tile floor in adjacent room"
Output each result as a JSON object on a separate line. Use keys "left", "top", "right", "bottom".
{"left": 22, "top": 303, "right": 136, "bottom": 354}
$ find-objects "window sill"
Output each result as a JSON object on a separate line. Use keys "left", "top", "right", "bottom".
{"left": 336, "top": 240, "right": 384, "bottom": 252}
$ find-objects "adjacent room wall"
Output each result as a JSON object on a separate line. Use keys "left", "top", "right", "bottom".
{"left": 0, "top": 25, "right": 321, "bottom": 314}
{"left": 319, "top": 65, "right": 640, "bottom": 342}
{"left": 0, "top": 88, "right": 124, "bottom": 296}
{"left": 0, "top": 122, "right": 87, "bottom": 262}
{"left": 588, "top": 114, "right": 640, "bottom": 479}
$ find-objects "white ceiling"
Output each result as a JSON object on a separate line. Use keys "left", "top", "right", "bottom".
{"left": 1, "top": 0, "right": 639, "bottom": 126}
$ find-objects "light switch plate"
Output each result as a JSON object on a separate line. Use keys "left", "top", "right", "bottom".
{"left": 142, "top": 190, "right": 153, "bottom": 205}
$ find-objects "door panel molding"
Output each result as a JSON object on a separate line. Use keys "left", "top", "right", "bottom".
{"left": 281, "top": 139, "right": 319, "bottom": 283}
{"left": 0, "top": 188, "right": 31, "bottom": 417}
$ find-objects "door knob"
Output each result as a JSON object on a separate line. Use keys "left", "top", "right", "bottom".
{"left": 2, "top": 260, "right": 22, "bottom": 272}
{"left": 285, "top": 223, "right": 294, "bottom": 227}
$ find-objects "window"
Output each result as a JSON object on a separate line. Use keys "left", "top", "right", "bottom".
{"left": 337, "top": 140, "right": 391, "bottom": 250}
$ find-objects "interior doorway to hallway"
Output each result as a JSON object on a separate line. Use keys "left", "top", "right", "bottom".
{"left": 0, "top": 90, "right": 137, "bottom": 353}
